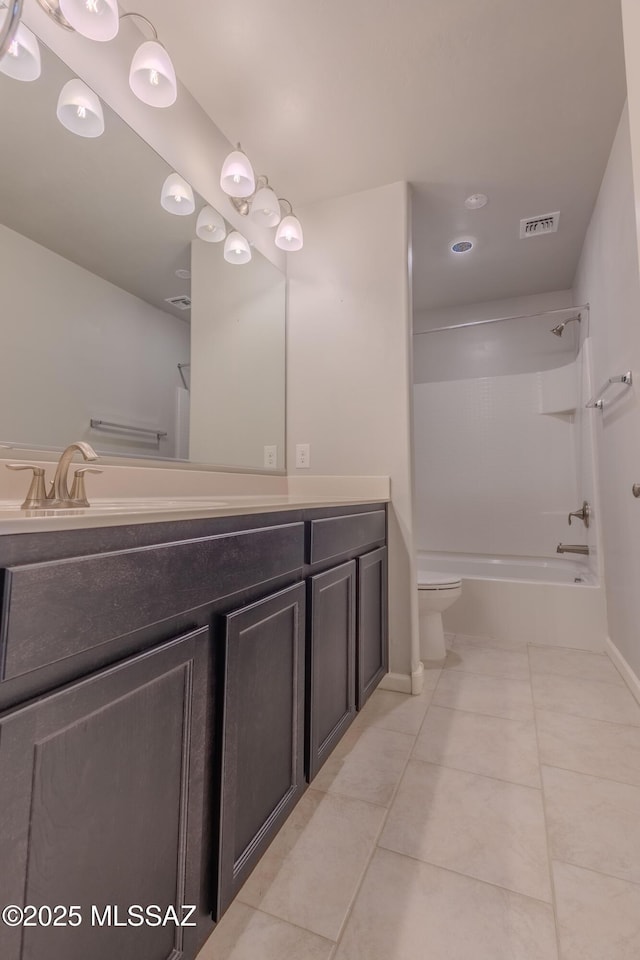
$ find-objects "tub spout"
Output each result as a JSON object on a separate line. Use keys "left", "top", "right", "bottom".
{"left": 557, "top": 543, "right": 589, "bottom": 555}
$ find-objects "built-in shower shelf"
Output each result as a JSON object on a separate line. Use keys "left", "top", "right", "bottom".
{"left": 537, "top": 361, "right": 578, "bottom": 415}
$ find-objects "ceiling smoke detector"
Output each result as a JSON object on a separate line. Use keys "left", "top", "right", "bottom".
{"left": 520, "top": 211, "right": 560, "bottom": 239}
{"left": 465, "top": 193, "right": 488, "bottom": 210}
{"left": 451, "top": 239, "right": 474, "bottom": 254}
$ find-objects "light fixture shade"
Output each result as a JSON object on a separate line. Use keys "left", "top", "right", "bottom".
{"left": 129, "top": 40, "right": 177, "bottom": 108}
{"left": 196, "top": 206, "right": 226, "bottom": 243}
{"left": 0, "top": 23, "right": 41, "bottom": 82}
{"left": 220, "top": 150, "right": 255, "bottom": 198}
{"left": 59, "top": 0, "right": 119, "bottom": 41}
{"left": 224, "top": 231, "right": 251, "bottom": 265}
{"left": 56, "top": 79, "right": 104, "bottom": 138}
{"left": 249, "top": 186, "right": 281, "bottom": 228}
{"left": 160, "top": 173, "right": 195, "bottom": 216}
{"left": 275, "top": 215, "right": 304, "bottom": 252}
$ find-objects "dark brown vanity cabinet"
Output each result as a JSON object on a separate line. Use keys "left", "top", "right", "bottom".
{"left": 0, "top": 626, "right": 210, "bottom": 960}
{"left": 307, "top": 560, "right": 357, "bottom": 781}
{"left": 215, "top": 582, "right": 306, "bottom": 919}
{"left": 357, "top": 546, "right": 388, "bottom": 708}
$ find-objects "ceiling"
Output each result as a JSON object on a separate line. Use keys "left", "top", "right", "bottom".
{"left": 122, "top": 0, "right": 628, "bottom": 314}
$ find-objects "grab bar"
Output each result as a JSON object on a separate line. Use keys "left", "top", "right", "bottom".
{"left": 586, "top": 372, "right": 632, "bottom": 409}
{"left": 90, "top": 419, "right": 167, "bottom": 441}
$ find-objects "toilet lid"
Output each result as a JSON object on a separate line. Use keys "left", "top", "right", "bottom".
{"left": 418, "top": 570, "right": 462, "bottom": 588}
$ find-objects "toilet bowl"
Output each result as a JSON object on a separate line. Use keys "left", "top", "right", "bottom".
{"left": 418, "top": 571, "right": 462, "bottom": 661}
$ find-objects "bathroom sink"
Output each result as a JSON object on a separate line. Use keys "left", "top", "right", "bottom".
{"left": 0, "top": 497, "right": 230, "bottom": 517}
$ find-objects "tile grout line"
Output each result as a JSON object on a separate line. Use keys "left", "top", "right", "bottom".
{"left": 550, "top": 855, "right": 640, "bottom": 889}
{"left": 408, "top": 753, "right": 542, "bottom": 791}
{"left": 528, "top": 642, "right": 564, "bottom": 960}
{"left": 327, "top": 681, "right": 442, "bottom": 957}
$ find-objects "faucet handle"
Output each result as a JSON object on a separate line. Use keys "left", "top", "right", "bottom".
{"left": 69, "top": 467, "right": 103, "bottom": 506}
{"left": 6, "top": 463, "right": 48, "bottom": 509}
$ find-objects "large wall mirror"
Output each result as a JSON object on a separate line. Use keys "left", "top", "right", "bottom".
{"left": 0, "top": 37, "right": 286, "bottom": 472}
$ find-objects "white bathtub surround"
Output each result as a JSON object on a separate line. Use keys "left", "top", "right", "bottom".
{"left": 417, "top": 552, "right": 608, "bottom": 653}
{"left": 198, "top": 631, "right": 640, "bottom": 960}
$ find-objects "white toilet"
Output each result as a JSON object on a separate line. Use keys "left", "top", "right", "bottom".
{"left": 418, "top": 571, "right": 462, "bottom": 661}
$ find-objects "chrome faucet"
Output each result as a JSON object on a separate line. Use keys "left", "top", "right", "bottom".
{"left": 6, "top": 442, "right": 100, "bottom": 509}
{"left": 557, "top": 543, "right": 590, "bottom": 556}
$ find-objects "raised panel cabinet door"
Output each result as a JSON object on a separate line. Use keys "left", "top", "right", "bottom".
{"left": 308, "top": 560, "right": 357, "bottom": 782}
{"left": 0, "top": 627, "right": 211, "bottom": 960}
{"left": 216, "top": 582, "right": 306, "bottom": 919}
{"left": 357, "top": 547, "right": 388, "bottom": 708}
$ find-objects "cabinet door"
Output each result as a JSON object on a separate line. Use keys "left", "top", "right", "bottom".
{"left": 216, "top": 582, "right": 306, "bottom": 919}
{"left": 308, "top": 560, "right": 356, "bottom": 781}
{"left": 0, "top": 627, "right": 211, "bottom": 960}
{"left": 357, "top": 546, "right": 388, "bottom": 708}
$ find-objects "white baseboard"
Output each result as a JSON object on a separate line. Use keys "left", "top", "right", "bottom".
{"left": 379, "top": 672, "right": 412, "bottom": 694}
{"left": 606, "top": 638, "right": 640, "bottom": 706}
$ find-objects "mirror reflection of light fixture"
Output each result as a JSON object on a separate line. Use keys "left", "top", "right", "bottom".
{"left": 0, "top": 0, "right": 25, "bottom": 60}
{"left": 196, "top": 206, "right": 226, "bottom": 243}
{"left": 249, "top": 181, "right": 281, "bottom": 228}
{"left": 220, "top": 147, "right": 255, "bottom": 199}
{"left": 161, "top": 173, "right": 195, "bottom": 216}
{"left": 0, "top": 21, "right": 41, "bottom": 81}
{"left": 56, "top": 78, "right": 104, "bottom": 137}
{"left": 275, "top": 201, "right": 304, "bottom": 251}
{"left": 59, "top": 0, "right": 119, "bottom": 41}
{"left": 224, "top": 231, "right": 251, "bottom": 265}
{"left": 122, "top": 13, "right": 176, "bottom": 108}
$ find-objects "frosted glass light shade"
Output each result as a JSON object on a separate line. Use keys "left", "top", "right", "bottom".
{"left": 161, "top": 173, "right": 195, "bottom": 216}
{"left": 0, "top": 23, "right": 41, "bottom": 82}
{"left": 129, "top": 40, "right": 177, "bottom": 108}
{"left": 220, "top": 150, "right": 255, "bottom": 198}
{"left": 59, "top": 0, "right": 119, "bottom": 41}
{"left": 56, "top": 79, "right": 104, "bottom": 138}
{"left": 275, "top": 214, "right": 304, "bottom": 251}
{"left": 249, "top": 186, "right": 281, "bottom": 228}
{"left": 224, "top": 231, "right": 251, "bottom": 265}
{"left": 196, "top": 206, "right": 226, "bottom": 242}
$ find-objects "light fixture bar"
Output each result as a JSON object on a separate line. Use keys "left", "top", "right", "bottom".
{"left": 119, "top": 11, "right": 158, "bottom": 39}
{"left": 0, "top": 0, "right": 25, "bottom": 57}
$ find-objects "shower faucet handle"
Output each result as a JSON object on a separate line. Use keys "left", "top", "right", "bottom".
{"left": 568, "top": 501, "right": 591, "bottom": 528}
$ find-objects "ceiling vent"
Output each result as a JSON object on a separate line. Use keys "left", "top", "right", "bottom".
{"left": 519, "top": 211, "right": 560, "bottom": 239}
{"left": 165, "top": 295, "right": 192, "bottom": 310}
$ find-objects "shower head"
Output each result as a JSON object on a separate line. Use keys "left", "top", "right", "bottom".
{"left": 550, "top": 316, "right": 581, "bottom": 337}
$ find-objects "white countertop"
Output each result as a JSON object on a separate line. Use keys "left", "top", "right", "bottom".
{"left": 0, "top": 495, "right": 390, "bottom": 535}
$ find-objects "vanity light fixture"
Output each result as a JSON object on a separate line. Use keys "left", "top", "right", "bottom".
{"left": 58, "top": 0, "right": 119, "bottom": 42}
{"left": 56, "top": 78, "right": 104, "bottom": 137}
{"left": 249, "top": 180, "right": 281, "bottom": 228}
{"left": 196, "top": 205, "right": 226, "bottom": 242}
{"left": 275, "top": 201, "right": 304, "bottom": 251}
{"left": 220, "top": 146, "right": 256, "bottom": 199}
{"left": 161, "top": 173, "right": 195, "bottom": 216}
{"left": 0, "top": 20, "right": 41, "bottom": 81}
{"left": 122, "top": 13, "right": 176, "bottom": 108}
{"left": 224, "top": 231, "right": 252, "bottom": 265}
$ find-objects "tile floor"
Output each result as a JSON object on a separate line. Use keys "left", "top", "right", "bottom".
{"left": 197, "top": 635, "right": 640, "bottom": 960}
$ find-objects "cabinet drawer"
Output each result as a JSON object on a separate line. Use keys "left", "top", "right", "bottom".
{"left": 308, "top": 510, "right": 386, "bottom": 565}
{"left": 0, "top": 522, "right": 304, "bottom": 682}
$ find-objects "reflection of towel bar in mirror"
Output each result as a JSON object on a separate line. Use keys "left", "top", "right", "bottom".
{"left": 90, "top": 419, "right": 167, "bottom": 442}
{"left": 178, "top": 362, "right": 191, "bottom": 391}
{"left": 586, "top": 371, "right": 632, "bottom": 409}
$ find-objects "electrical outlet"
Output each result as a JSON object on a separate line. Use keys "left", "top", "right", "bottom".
{"left": 263, "top": 445, "right": 277, "bottom": 469}
{"left": 295, "top": 443, "right": 310, "bottom": 469}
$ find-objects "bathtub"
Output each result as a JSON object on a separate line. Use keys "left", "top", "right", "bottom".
{"left": 417, "top": 551, "right": 608, "bottom": 652}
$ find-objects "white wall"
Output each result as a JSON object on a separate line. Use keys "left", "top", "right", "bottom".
{"left": 573, "top": 101, "right": 640, "bottom": 680}
{"left": 190, "top": 239, "right": 286, "bottom": 469}
{"left": 0, "top": 224, "right": 189, "bottom": 457}
{"left": 287, "top": 182, "right": 418, "bottom": 686}
{"left": 414, "top": 290, "right": 576, "bottom": 383}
